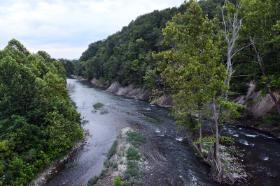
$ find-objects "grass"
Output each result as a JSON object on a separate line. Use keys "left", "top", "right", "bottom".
{"left": 127, "top": 131, "right": 145, "bottom": 147}
{"left": 93, "top": 102, "right": 104, "bottom": 110}
{"left": 126, "top": 147, "right": 140, "bottom": 161}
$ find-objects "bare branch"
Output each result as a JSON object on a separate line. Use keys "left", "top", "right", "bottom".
{"left": 231, "top": 42, "right": 252, "bottom": 58}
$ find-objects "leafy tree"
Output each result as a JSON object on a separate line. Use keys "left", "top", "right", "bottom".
{"left": 158, "top": 0, "right": 242, "bottom": 181}
{"left": 0, "top": 40, "right": 83, "bottom": 185}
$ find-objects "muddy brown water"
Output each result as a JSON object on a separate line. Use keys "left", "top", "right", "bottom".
{"left": 43, "top": 79, "right": 280, "bottom": 186}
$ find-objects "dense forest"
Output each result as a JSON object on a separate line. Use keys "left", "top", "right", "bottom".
{"left": 64, "top": 0, "right": 280, "bottom": 182}
{"left": 0, "top": 40, "right": 83, "bottom": 185}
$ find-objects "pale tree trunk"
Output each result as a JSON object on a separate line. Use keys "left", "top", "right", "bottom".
{"left": 212, "top": 99, "right": 222, "bottom": 181}
{"left": 250, "top": 37, "right": 280, "bottom": 114}
{"left": 198, "top": 113, "right": 202, "bottom": 153}
{"left": 221, "top": 3, "right": 247, "bottom": 99}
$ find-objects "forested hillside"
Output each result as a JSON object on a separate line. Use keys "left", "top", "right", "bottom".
{"left": 71, "top": 6, "right": 185, "bottom": 86}
{"left": 0, "top": 40, "right": 83, "bottom": 185}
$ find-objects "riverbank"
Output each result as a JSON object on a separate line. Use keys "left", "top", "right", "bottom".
{"left": 86, "top": 77, "right": 173, "bottom": 108}
{"left": 29, "top": 141, "right": 85, "bottom": 186}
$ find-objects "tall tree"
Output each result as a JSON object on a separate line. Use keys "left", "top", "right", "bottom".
{"left": 158, "top": 0, "right": 228, "bottom": 180}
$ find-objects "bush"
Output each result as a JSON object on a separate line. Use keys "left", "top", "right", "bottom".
{"left": 125, "top": 161, "right": 139, "bottom": 178}
{"left": 127, "top": 131, "right": 145, "bottom": 147}
{"left": 126, "top": 147, "right": 140, "bottom": 161}
{"left": 114, "top": 176, "right": 122, "bottom": 186}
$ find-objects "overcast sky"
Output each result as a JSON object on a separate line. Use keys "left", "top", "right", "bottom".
{"left": 0, "top": 0, "right": 184, "bottom": 59}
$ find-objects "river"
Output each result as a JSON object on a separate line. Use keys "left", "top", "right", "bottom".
{"left": 43, "top": 79, "right": 280, "bottom": 186}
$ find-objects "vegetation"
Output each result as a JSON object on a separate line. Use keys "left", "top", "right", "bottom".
{"left": 114, "top": 176, "right": 122, "bottom": 186}
{"left": 126, "top": 147, "right": 140, "bottom": 161}
{"left": 0, "top": 39, "right": 83, "bottom": 185}
{"left": 65, "top": 6, "right": 185, "bottom": 86}
{"left": 127, "top": 131, "right": 145, "bottom": 147}
{"left": 157, "top": 1, "right": 244, "bottom": 180}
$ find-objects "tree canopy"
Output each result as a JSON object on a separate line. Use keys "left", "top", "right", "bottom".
{"left": 0, "top": 40, "right": 83, "bottom": 185}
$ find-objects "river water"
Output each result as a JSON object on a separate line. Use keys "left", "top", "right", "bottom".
{"left": 44, "top": 79, "right": 280, "bottom": 186}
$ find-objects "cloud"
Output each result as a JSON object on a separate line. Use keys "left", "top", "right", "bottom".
{"left": 0, "top": 0, "right": 184, "bottom": 59}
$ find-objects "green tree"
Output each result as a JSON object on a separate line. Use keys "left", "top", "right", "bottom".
{"left": 158, "top": 0, "right": 242, "bottom": 181}
{"left": 0, "top": 40, "right": 83, "bottom": 185}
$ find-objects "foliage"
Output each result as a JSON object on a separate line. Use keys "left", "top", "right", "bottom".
{"left": 126, "top": 147, "right": 140, "bottom": 161}
{"left": 0, "top": 40, "right": 83, "bottom": 185}
{"left": 127, "top": 131, "right": 145, "bottom": 147}
{"left": 114, "top": 176, "right": 122, "bottom": 186}
{"left": 157, "top": 0, "right": 228, "bottom": 131}
{"left": 67, "top": 7, "right": 184, "bottom": 86}
{"left": 124, "top": 161, "right": 139, "bottom": 178}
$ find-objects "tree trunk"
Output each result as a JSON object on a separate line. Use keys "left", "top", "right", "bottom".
{"left": 225, "top": 51, "right": 233, "bottom": 99}
{"left": 221, "top": 4, "right": 243, "bottom": 99}
{"left": 198, "top": 114, "right": 202, "bottom": 153}
{"left": 212, "top": 100, "right": 222, "bottom": 181}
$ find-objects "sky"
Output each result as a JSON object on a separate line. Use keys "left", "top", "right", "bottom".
{"left": 0, "top": 0, "right": 184, "bottom": 59}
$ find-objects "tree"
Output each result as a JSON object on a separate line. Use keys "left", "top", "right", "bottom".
{"left": 158, "top": 0, "right": 228, "bottom": 179}
{"left": 158, "top": 1, "right": 242, "bottom": 181}
{"left": 221, "top": 0, "right": 246, "bottom": 98}
{"left": 0, "top": 40, "right": 83, "bottom": 185}
{"left": 241, "top": 0, "right": 280, "bottom": 113}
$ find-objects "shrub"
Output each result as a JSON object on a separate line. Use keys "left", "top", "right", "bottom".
{"left": 127, "top": 131, "right": 145, "bottom": 147}
{"left": 125, "top": 161, "right": 139, "bottom": 178}
{"left": 126, "top": 147, "right": 140, "bottom": 161}
{"left": 114, "top": 176, "right": 122, "bottom": 186}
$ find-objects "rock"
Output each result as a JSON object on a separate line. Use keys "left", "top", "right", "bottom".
{"left": 106, "top": 82, "right": 151, "bottom": 101}
{"left": 107, "top": 82, "right": 121, "bottom": 93}
{"left": 247, "top": 91, "right": 280, "bottom": 118}
{"left": 236, "top": 81, "right": 280, "bottom": 118}
{"left": 151, "top": 95, "right": 173, "bottom": 108}
{"left": 90, "top": 78, "right": 109, "bottom": 88}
